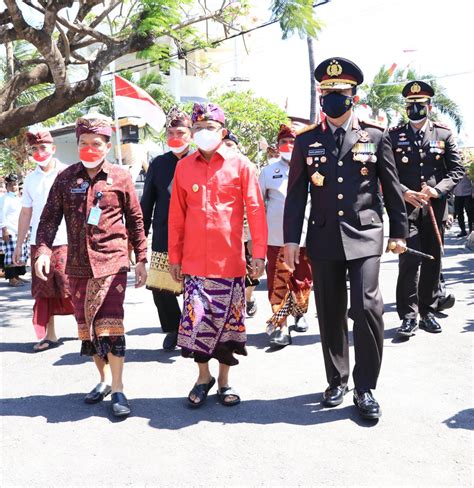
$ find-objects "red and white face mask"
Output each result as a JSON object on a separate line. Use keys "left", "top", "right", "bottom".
{"left": 278, "top": 143, "right": 294, "bottom": 162}
{"left": 31, "top": 149, "right": 53, "bottom": 167}
{"left": 79, "top": 147, "right": 106, "bottom": 169}
{"left": 167, "top": 137, "right": 189, "bottom": 154}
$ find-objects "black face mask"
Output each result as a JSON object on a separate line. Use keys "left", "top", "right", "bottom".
{"left": 321, "top": 92, "right": 353, "bottom": 118}
{"left": 406, "top": 103, "right": 428, "bottom": 122}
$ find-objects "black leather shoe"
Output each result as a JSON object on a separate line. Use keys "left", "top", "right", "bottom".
{"left": 456, "top": 230, "right": 467, "bottom": 237}
{"left": 84, "top": 383, "right": 112, "bottom": 404}
{"left": 396, "top": 319, "right": 418, "bottom": 337}
{"left": 353, "top": 389, "right": 381, "bottom": 419}
{"left": 294, "top": 315, "right": 309, "bottom": 333}
{"left": 419, "top": 313, "right": 442, "bottom": 333}
{"left": 163, "top": 331, "right": 178, "bottom": 351}
{"left": 111, "top": 392, "right": 131, "bottom": 417}
{"left": 322, "top": 385, "right": 348, "bottom": 407}
{"left": 436, "top": 294, "right": 455, "bottom": 312}
{"left": 269, "top": 329, "right": 292, "bottom": 347}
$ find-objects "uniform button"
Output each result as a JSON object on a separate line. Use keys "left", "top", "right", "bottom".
{"left": 338, "top": 161, "right": 343, "bottom": 166}
{"left": 311, "top": 220, "right": 315, "bottom": 225}
{"left": 338, "top": 177, "right": 343, "bottom": 183}
{"left": 338, "top": 194, "right": 343, "bottom": 200}
{"left": 420, "top": 163, "right": 424, "bottom": 167}
{"left": 338, "top": 210, "right": 344, "bottom": 216}
{"left": 419, "top": 148, "right": 423, "bottom": 153}
{"left": 421, "top": 176, "right": 425, "bottom": 180}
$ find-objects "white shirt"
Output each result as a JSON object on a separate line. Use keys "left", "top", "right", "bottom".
{"left": 259, "top": 159, "right": 310, "bottom": 247}
{"left": 22, "top": 160, "right": 68, "bottom": 246}
{"left": 1, "top": 192, "right": 22, "bottom": 236}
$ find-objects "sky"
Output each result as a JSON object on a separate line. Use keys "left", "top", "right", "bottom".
{"left": 224, "top": 0, "right": 474, "bottom": 145}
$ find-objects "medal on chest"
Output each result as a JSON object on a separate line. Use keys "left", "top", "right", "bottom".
{"left": 311, "top": 171, "right": 325, "bottom": 187}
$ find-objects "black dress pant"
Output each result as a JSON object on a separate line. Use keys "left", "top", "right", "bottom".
{"left": 454, "top": 196, "right": 474, "bottom": 233}
{"left": 396, "top": 215, "right": 442, "bottom": 319}
{"left": 312, "top": 256, "right": 384, "bottom": 391}
{"left": 152, "top": 289, "right": 181, "bottom": 333}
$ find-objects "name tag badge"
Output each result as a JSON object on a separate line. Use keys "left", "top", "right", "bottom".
{"left": 308, "top": 148, "right": 325, "bottom": 156}
{"left": 272, "top": 174, "right": 283, "bottom": 179}
{"left": 71, "top": 188, "right": 87, "bottom": 194}
{"left": 87, "top": 206, "right": 102, "bottom": 226}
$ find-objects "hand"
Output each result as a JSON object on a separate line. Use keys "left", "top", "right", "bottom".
{"left": 420, "top": 184, "right": 439, "bottom": 199}
{"left": 134, "top": 261, "right": 147, "bottom": 288}
{"left": 386, "top": 238, "right": 407, "bottom": 254}
{"left": 2, "top": 228, "right": 9, "bottom": 242}
{"left": 403, "top": 190, "right": 429, "bottom": 208}
{"left": 284, "top": 243, "right": 300, "bottom": 272}
{"left": 35, "top": 254, "right": 51, "bottom": 281}
{"left": 13, "top": 245, "right": 24, "bottom": 265}
{"left": 169, "top": 263, "right": 183, "bottom": 283}
{"left": 251, "top": 258, "right": 265, "bottom": 279}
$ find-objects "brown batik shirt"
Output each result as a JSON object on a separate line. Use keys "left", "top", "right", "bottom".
{"left": 35, "top": 161, "right": 147, "bottom": 278}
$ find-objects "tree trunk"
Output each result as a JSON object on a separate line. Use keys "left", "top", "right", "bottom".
{"left": 307, "top": 36, "right": 317, "bottom": 123}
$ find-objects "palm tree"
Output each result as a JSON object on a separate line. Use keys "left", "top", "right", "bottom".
{"left": 360, "top": 65, "right": 463, "bottom": 131}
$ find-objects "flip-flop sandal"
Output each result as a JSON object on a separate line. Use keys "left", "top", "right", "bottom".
{"left": 33, "top": 339, "right": 61, "bottom": 352}
{"left": 217, "top": 386, "right": 241, "bottom": 407}
{"left": 187, "top": 377, "right": 216, "bottom": 408}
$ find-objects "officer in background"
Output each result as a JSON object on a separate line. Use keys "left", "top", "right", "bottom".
{"left": 284, "top": 57, "right": 408, "bottom": 420}
{"left": 389, "top": 81, "right": 464, "bottom": 338}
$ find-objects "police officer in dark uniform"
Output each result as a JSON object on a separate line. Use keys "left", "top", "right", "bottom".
{"left": 283, "top": 57, "right": 408, "bottom": 420}
{"left": 389, "top": 81, "right": 464, "bottom": 338}
{"left": 141, "top": 107, "right": 193, "bottom": 350}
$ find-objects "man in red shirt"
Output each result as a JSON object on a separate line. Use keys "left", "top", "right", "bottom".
{"left": 35, "top": 115, "right": 148, "bottom": 418}
{"left": 169, "top": 103, "right": 267, "bottom": 407}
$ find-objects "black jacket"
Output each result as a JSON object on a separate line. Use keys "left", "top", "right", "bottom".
{"left": 389, "top": 120, "right": 465, "bottom": 224}
{"left": 284, "top": 117, "right": 408, "bottom": 261}
{"left": 141, "top": 151, "right": 183, "bottom": 252}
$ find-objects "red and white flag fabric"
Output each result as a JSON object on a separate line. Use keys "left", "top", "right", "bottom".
{"left": 113, "top": 74, "right": 166, "bottom": 133}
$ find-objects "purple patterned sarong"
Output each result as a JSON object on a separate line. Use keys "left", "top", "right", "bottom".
{"left": 178, "top": 276, "right": 247, "bottom": 366}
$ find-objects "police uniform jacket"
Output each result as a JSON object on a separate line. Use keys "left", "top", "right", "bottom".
{"left": 389, "top": 120, "right": 464, "bottom": 225}
{"left": 283, "top": 117, "right": 408, "bottom": 261}
{"left": 141, "top": 151, "right": 183, "bottom": 253}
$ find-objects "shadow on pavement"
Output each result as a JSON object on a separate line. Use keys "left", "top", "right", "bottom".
{"left": 0, "top": 337, "right": 77, "bottom": 354}
{"left": 52, "top": 348, "right": 180, "bottom": 366}
{"left": 127, "top": 327, "right": 160, "bottom": 336}
{"left": 443, "top": 409, "right": 474, "bottom": 431}
{"left": 0, "top": 392, "right": 379, "bottom": 429}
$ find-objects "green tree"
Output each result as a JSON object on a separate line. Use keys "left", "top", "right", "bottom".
{"left": 0, "top": 0, "right": 248, "bottom": 137}
{"left": 210, "top": 89, "right": 289, "bottom": 165}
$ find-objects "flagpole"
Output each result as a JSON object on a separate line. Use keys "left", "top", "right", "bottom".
{"left": 111, "top": 66, "right": 123, "bottom": 165}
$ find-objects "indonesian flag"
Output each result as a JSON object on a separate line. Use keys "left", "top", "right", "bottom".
{"left": 113, "top": 75, "right": 166, "bottom": 133}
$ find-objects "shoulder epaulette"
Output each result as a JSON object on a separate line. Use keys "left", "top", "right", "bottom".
{"left": 360, "top": 119, "right": 385, "bottom": 130}
{"left": 297, "top": 123, "right": 318, "bottom": 135}
{"left": 388, "top": 123, "right": 405, "bottom": 132}
{"left": 433, "top": 121, "right": 450, "bottom": 130}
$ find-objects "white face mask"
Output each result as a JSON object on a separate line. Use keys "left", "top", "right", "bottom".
{"left": 280, "top": 151, "right": 292, "bottom": 162}
{"left": 169, "top": 143, "right": 189, "bottom": 154}
{"left": 81, "top": 159, "right": 104, "bottom": 169}
{"left": 194, "top": 129, "right": 222, "bottom": 152}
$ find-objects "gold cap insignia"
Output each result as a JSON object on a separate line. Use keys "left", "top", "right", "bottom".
{"left": 327, "top": 60, "right": 343, "bottom": 77}
{"left": 411, "top": 82, "right": 421, "bottom": 94}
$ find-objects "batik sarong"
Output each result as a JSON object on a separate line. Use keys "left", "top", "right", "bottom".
{"left": 178, "top": 276, "right": 247, "bottom": 366}
{"left": 69, "top": 273, "right": 127, "bottom": 361}
{"left": 30, "top": 245, "right": 74, "bottom": 339}
{"left": 3, "top": 234, "right": 29, "bottom": 268}
{"left": 266, "top": 246, "right": 312, "bottom": 334}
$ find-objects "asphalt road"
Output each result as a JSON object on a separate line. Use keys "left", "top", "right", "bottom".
{"left": 1, "top": 228, "right": 472, "bottom": 487}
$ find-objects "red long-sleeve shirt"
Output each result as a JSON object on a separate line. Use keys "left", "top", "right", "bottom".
{"left": 35, "top": 161, "right": 147, "bottom": 278}
{"left": 168, "top": 145, "right": 267, "bottom": 278}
